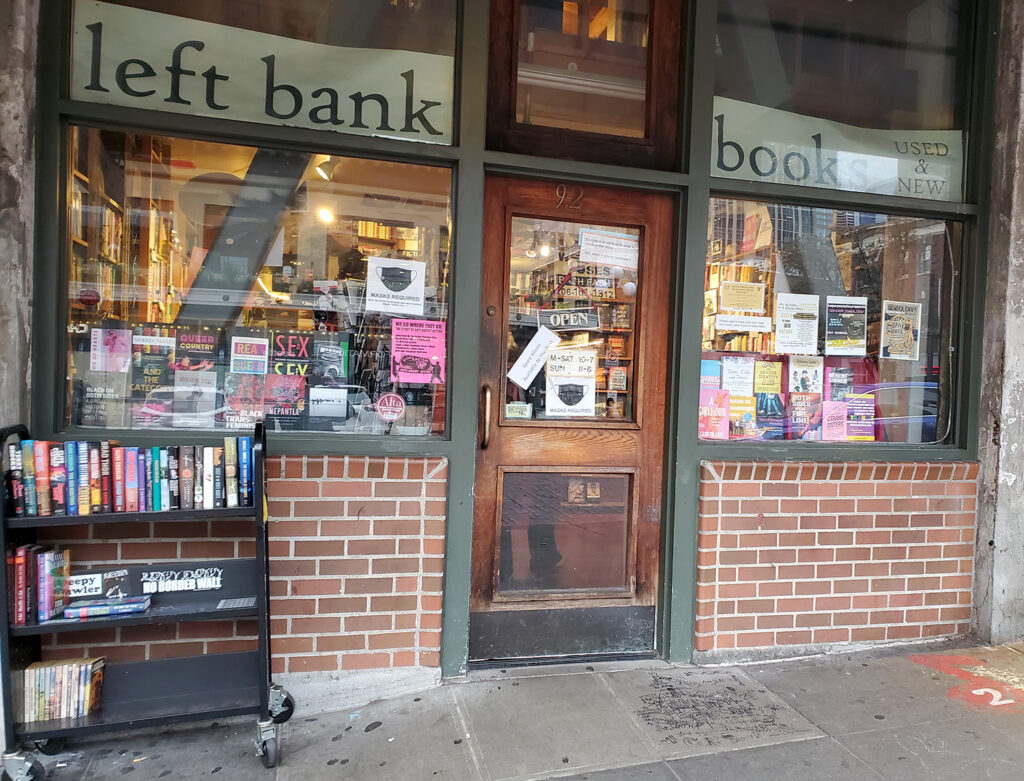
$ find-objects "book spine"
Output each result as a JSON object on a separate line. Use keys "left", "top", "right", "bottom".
{"left": 64, "top": 601, "right": 149, "bottom": 618}
{"left": 224, "top": 437, "right": 238, "bottom": 509}
{"left": 159, "top": 448, "right": 170, "bottom": 511}
{"left": 78, "top": 663, "right": 87, "bottom": 718}
{"left": 167, "top": 446, "right": 179, "bottom": 510}
{"left": 112, "top": 447, "right": 125, "bottom": 513}
{"left": 20, "top": 441, "right": 36, "bottom": 517}
{"left": 5, "top": 548, "right": 14, "bottom": 623}
{"left": 7, "top": 443, "right": 25, "bottom": 517}
{"left": 36, "top": 551, "right": 47, "bottom": 625}
{"left": 88, "top": 442, "right": 101, "bottom": 514}
{"left": 48, "top": 443, "right": 67, "bottom": 517}
{"left": 238, "top": 437, "right": 252, "bottom": 507}
{"left": 52, "top": 550, "right": 69, "bottom": 619}
{"left": 33, "top": 442, "right": 51, "bottom": 517}
{"left": 179, "top": 446, "right": 194, "bottom": 510}
{"left": 151, "top": 447, "right": 162, "bottom": 511}
{"left": 212, "top": 446, "right": 225, "bottom": 508}
{"left": 125, "top": 447, "right": 139, "bottom": 512}
{"left": 202, "top": 446, "right": 214, "bottom": 510}
{"left": 76, "top": 441, "right": 90, "bottom": 516}
{"left": 138, "top": 449, "right": 149, "bottom": 513}
{"left": 89, "top": 661, "right": 104, "bottom": 713}
{"left": 99, "top": 440, "right": 112, "bottom": 513}
{"left": 194, "top": 445, "right": 204, "bottom": 508}
{"left": 64, "top": 442, "right": 77, "bottom": 516}
{"left": 144, "top": 448, "right": 154, "bottom": 511}
{"left": 25, "top": 546, "right": 37, "bottom": 625}
{"left": 14, "top": 547, "right": 26, "bottom": 625}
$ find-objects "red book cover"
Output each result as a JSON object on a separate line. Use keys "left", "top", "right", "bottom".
{"left": 13, "top": 546, "right": 27, "bottom": 625}
{"left": 5, "top": 548, "right": 13, "bottom": 622}
{"left": 112, "top": 447, "right": 125, "bottom": 513}
{"left": 32, "top": 442, "right": 51, "bottom": 517}
{"left": 88, "top": 443, "right": 101, "bottom": 514}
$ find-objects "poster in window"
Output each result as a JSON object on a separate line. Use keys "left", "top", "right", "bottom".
{"left": 774, "top": 293, "right": 820, "bottom": 355}
{"left": 545, "top": 349, "right": 597, "bottom": 417}
{"left": 824, "top": 296, "right": 868, "bottom": 356}
{"left": 390, "top": 319, "right": 445, "bottom": 384}
{"left": 719, "top": 281, "right": 765, "bottom": 313}
{"left": 880, "top": 300, "right": 921, "bottom": 361}
{"left": 365, "top": 257, "right": 426, "bottom": 316}
{"left": 89, "top": 327, "right": 132, "bottom": 373}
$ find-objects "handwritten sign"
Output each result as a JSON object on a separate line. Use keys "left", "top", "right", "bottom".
{"left": 507, "top": 326, "right": 560, "bottom": 389}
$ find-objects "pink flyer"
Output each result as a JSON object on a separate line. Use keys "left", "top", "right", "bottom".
{"left": 390, "top": 319, "right": 446, "bottom": 384}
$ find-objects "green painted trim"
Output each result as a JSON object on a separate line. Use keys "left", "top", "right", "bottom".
{"left": 439, "top": 0, "right": 488, "bottom": 679}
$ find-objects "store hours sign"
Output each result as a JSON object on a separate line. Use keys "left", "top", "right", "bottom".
{"left": 711, "top": 97, "right": 963, "bottom": 201}
{"left": 71, "top": 1, "right": 454, "bottom": 144}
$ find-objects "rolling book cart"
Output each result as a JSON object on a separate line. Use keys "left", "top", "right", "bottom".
{"left": 0, "top": 423, "right": 293, "bottom": 780}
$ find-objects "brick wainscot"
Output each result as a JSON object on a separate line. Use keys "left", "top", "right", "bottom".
{"left": 41, "top": 455, "right": 448, "bottom": 712}
{"left": 695, "top": 461, "right": 978, "bottom": 659}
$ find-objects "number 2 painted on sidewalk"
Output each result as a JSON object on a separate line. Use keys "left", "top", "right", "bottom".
{"left": 971, "top": 687, "right": 1016, "bottom": 707}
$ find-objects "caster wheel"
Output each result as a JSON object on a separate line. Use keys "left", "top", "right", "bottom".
{"left": 259, "top": 737, "right": 279, "bottom": 769}
{"left": 35, "top": 737, "right": 67, "bottom": 756}
{"left": 2, "top": 758, "right": 46, "bottom": 781}
{"left": 272, "top": 695, "right": 295, "bottom": 724}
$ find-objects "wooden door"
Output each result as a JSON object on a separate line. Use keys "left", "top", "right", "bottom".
{"left": 469, "top": 176, "right": 674, "bottom": 661}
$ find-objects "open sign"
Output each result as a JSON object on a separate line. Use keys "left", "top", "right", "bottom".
{"left": 537, "top": 307, "right": 601, "bottom": 332}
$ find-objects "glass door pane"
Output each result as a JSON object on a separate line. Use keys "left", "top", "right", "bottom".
{"left": 505, "top": 218, "right": 641, "bottom": 422}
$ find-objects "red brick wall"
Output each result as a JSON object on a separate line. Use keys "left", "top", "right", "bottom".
{"left": 266, "top": 455, "right": 446, "bottom": 673}
{"left": 41, "top": 456, "right": 447, "bottom": 674}
{"left": 695, "top": 461, "right": 977, "bottom": 653}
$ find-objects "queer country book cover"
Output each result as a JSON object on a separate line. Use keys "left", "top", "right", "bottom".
{"left": 172, "top": 327, "right": 219, "bottom": 428}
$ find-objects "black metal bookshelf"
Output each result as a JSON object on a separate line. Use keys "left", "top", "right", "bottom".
{"left": 0, "top": 424, "right": 292, "bottom": 780}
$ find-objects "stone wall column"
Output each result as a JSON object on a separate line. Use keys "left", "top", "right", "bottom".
{"left": 976, "top": 0, "right": 1024, "bottom": 644}
{"left": 0, "top": 0, "right": 37, "bottom": 428}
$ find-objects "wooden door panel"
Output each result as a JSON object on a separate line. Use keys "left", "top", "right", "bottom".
{"left": 471, "top": 175, "right": 674, "bottom": 628}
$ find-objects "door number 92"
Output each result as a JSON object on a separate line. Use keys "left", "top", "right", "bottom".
{"left": 555, "top": 184, "right": 583, "bottom": 209}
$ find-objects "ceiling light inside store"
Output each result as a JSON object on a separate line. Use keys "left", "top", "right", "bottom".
{"left": 317, "top": 208, "right": 335, "bottom": 224}
{"left": 315, "top": 157, "right": 336, "bottom": 181}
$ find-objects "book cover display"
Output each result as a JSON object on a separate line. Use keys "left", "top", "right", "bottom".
{"left": 264, "top": 331, "right": 311, "bottom": 430}
{"left": 697, "top": 202, "right": 936, "bottom": 443}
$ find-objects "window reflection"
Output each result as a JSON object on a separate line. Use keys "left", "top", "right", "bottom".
{"left": 700, "top": 198, "right": 959, "bottom": 444}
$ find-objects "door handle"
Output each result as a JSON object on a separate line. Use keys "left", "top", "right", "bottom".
{"left": 480, "top": 384, "right": 492, "bottom": 449}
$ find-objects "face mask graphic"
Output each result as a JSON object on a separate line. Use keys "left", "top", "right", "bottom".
{"left": 555, "top": 383, "right": 585, "bottom": 407}
{"left": 376, "top": 266, "right": 417, "bottom": 292}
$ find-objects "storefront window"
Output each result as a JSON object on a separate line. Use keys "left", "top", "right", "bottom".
{"left": 699, "top": 197, "right": 960, "bottom": 445}
{"left": 71, "top": 0, "right": 456, "bottom": 144}
{"left": 66, "top": 126, "right": 452, "bottom": 436}
{"left": 712, "top": 0, "right": 966, "bottom": 200}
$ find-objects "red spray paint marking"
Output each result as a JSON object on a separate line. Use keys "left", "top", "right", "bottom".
{"left": 908, "top": 653, "right": 1024, "bottom": 713}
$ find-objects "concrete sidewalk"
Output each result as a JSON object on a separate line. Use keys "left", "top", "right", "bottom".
{"left": 31, "top": 639, "right": 1024, "bottom": 780}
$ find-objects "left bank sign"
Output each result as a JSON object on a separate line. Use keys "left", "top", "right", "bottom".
{"left": 71, "top": 0, "right": 454, "bottom": 144}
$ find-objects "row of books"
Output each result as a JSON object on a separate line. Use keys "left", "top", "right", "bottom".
{"left": 14, "top": 657, "right": 105, "bottom": 723}
{"left": 5, "top": 546, "right": 71, "bottom": 625}
{"left": 4, "top": 436, "right": 255, "bottom": 518}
